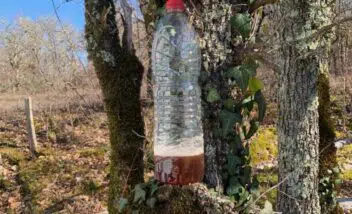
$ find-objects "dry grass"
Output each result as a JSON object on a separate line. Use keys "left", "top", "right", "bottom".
{"left": 0, "top": 107, "right": 110, "bottom": 213}
{"left": 0, "top": 88, "right": 103, "bottom": 116}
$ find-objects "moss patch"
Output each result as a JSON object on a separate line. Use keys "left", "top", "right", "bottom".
{"left": 78, "top": 146, "right": 108, "bottom": 158}
{"left": 255, "top": 168, "right": 278, "bottom": 208}
{"left": 0, "top": 175, "right": 12, "bottom": 190}
{"left": 337, "top": 144, "right": 352, "bottom": 166}
{"left": 250, "top": 127, "right": 278, "bottom": 166}
{"left": 338, "top": 143, "right": 352, "bottom": 183}
{"left": 341, "top": 169, "right": 352, "bottom": 180}
{"left": 0, "top": 148, "right": 27, "bottom": 165}
{"left": 335, "top": 131, "right": 347, "bottom": 139}
{"left": 81, "top": 179, "right": 100, "bottom": 195}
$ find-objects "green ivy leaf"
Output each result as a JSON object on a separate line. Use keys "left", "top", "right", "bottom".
{"left": 226, "top": 66, "right": 249, "bottom": 90}
{"left": 242, "top": 95, "right": 254, "bottom": 105}
{"left": 226, "top": 179, "right": 244, "bottom": 196}
{"left": 118, "top": 197, "right": 128, "bottom": 212}
{"left": 249, "top": 77, "right": 264, "bottom": 93}
{"left": 251, "top": 176, "right": 260, "bottom": 198}
{"left": 249, "top": 0, "right": 256, "bottom": 4}
{"left": 245, "top": 120, "right": 259, "bottom": 139}
{"left": 224, "top": 99, "right": 236, "bottom": 111}
{"left": 230, "top": 12, "right": 252, "bottom": 39}
{"left": 243, "top": 58, "right": 259, "bottom": 75}
{"left": 237, "top": 189, "right": 251, "bottom": 207}
{"left": 242, "top": 98, "right": 255, "bottom": 112}
{"left": 254, "top": 90, "right": 266, "bottom": 122}
{"left": 228, "top": 154, "right": 242, "bottom": 175}
{"left": 146, "top": 197, "right": 157, "bottom": 209}
{"left": 150, "top": 181, "right": 158, "bottom": 197}
{"left": 220, "top": 110, "right": 242, "bottom": 137}
{"left": 133, "top": 184, "right": 146, "bottom": 204}
{"left": 207, "top": 88, "right": 221, "bottom": 103}
{"left": 229, "top": 135, "right": 242, "bottom": 151}
{"left": 226, "top": 62, "right": 257, "bottom": 91}
{"left": 243, "top": 143, "right": 250, "bottom": 157}
{"left": 239, "top": 166, "right": 252, "bottom": 186}
{"left": 335, "top": 179, "right": 342, "bottom": 185}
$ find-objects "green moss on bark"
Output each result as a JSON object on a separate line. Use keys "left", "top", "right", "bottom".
{"left": 318, "top": 71, "right": 342, "bottom": 214}
{"left": 84, "top": 1, "right": 145, "bottom": 213}
{"left": 318, "top": 72, "right": 337, "bottom": 176}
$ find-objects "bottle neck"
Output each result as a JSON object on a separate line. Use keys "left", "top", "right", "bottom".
{"left": 166, "top": 8, "right": 185, "bottom": 13}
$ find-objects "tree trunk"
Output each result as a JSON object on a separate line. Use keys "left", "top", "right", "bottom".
{"left": 84, "top": 1, "right": 145, "bottom": 213}
{"left": 277, "top": 1, "right": 321, "bottom": 213}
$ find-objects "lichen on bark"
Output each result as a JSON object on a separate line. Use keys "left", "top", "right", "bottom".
{"left": 84, "top": 0, "right": 145, "bottom": 213}
{"left": 277, "top": 1, "right": 322, "bottom": 213}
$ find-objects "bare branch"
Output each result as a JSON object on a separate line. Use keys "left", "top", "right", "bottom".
{"left": 119, "top": 0, "right": 134, "bottom": 53}
{"left": 295, "top": 16, "right": 352, "bottom": 45}
{"left": 249, "top": 0, "right": 279, "bottom": 13}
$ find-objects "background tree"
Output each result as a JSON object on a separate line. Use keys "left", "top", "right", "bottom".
{"left": 84, "top": 0, "right": 145, "bottom": 213}
{"left": 0, "top": 17, "right": 85, "bottom": 93}
{"left": 276, "top": 0, "right": 337, "bottom": 213}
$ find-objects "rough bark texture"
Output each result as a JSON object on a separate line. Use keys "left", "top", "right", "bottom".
{"left": 277, "top": 1, "right": 321, "bottom": 213}
{"left": 84, "top": 1, "right": 145, "bottom": 213}
{"left": 139, "top": 0, "right": 166, "bottom": 168}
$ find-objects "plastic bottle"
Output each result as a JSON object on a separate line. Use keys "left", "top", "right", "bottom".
{"left": 152, "top": 0, "right": 204, "bottom": 185}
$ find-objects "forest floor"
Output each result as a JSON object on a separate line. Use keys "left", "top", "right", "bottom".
{"left": 0, "top": 97, "right": 351, "bottom": 213}
{"left": 0, "top": 105, "right": 110, "bottom": 213}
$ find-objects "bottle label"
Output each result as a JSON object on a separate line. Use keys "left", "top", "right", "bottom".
{"left": 154, "top": 154, "right": 204, "bottom": 185}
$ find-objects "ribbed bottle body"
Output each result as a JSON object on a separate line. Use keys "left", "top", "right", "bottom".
{"left": 152, "top": 12, "right": 204, "bottom": 184}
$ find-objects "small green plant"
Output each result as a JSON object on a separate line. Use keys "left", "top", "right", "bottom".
{"left": 82, "top": 179, "right": 100, "bottom": 195}
{"left": 0, "top": 148, "right": 26, "bottom": 165}
{"left": 319, "top": 167, "right": 341, "bottom": 212}
{"left": 118, "top": 180, "right": 158, "bottom": 213}
{"left": 0, "top": 175, "right": 12, "bottom": 190}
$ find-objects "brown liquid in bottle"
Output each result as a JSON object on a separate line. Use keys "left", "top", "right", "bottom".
{"left": 154, "top": 154, "right": 204, "bottom": 185}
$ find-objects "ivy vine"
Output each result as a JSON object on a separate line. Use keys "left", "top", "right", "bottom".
{"left": 207, "top": 59, "right": 266, "bottom": 206}
{"left": 205, "top": 3, "right": 267, "bottom": 206}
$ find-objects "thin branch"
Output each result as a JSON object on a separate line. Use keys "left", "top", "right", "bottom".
{"left": 249, "top": 0, "right": 278, "bottom": 13}
{"left": 294, "top": 16, "right": 352, "bottom": 45}
{"left": 50, "top": 0, "right": 88, "bottom": 74}
{"left": 132, "top": 129, "right": 146, "bottom": 139}
{"left": 120, "top": 0, "right": 134, "bottom": 53}
{"left": 247, "top": 175, "right": 289, "bottom": 209}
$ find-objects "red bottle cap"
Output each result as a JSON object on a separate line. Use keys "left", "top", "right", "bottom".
{"left": 166, "top": 0, "right": 185, "bottom": 12}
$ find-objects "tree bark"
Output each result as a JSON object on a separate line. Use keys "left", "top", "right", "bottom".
{"left": 84, "top": 1, "right": 145, "bottom": 213}
{"left": 277, "top": 1, "right": 321, "bottom": 213}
